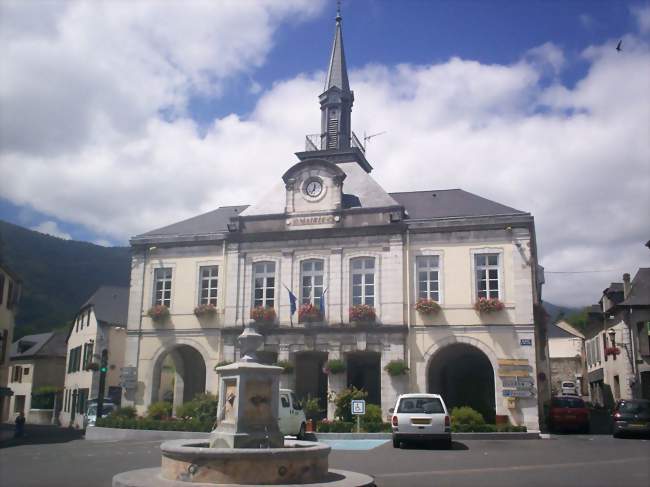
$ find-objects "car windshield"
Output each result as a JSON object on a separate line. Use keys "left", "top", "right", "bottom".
{"left": 617, "top": 401, "right": 650, "bottom": 414}
{"left": 397, "top": 397, "right": 444, "bottom": 414}
{"left": 561, "top": 382, "right": 574, "bottom": 387}
{"left": 290, "top": 393, "right": 302, "bottom": 410}
{"left": 552, "top": 397, "right": 585, "bottom": 408}
{"left": 87, "top": 404, "right": 114, "bottom": 416}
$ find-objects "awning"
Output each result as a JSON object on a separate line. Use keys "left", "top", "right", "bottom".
{"left": 588, "top": 368, "right": 604, "bottom": 383}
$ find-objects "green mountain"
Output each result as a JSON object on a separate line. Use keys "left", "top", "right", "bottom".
{"left": 0, "top": 220, "right": 131, "bottom": 339}
{"left": 542, "top": 300, "right": 580, "bottom": 324}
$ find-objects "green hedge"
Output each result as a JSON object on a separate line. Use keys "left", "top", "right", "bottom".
{"left": 451, "top": 424, "right": 527, "bottom": 433}
{"left": 315, "top": 420, "right": 391, "bottom": 433}
{"left": 95, "top": 416, "right": 213, "bottom": 432}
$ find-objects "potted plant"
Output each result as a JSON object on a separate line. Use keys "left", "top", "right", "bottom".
{"left": 474, "top": 297, "right": 505, "bottom": 313}
{"left": 384, "top": 359, "right": 409, "bottom": 376}
{"left": 147, "top": 304, "right": 170, "bottom": 322}
{"left": 194, "top": 303, "right": 217, "bottom": 318}
{"left": 349, "top": 304, "right": 376, "bottom": 324}
{"left": 415, "top": 298, "right": 441, "bottom": 315}
{"left": 322, "top": 359, "right": 346, "bottom": 375}
{"left": 250, "top": 306, "right": 276, "bottom": 324}
{"left": 276, "top": 360, "right": 295, "bottom": 374}
{"left": 298, "top": 303, "right": 322, "bottom": 323}
{"left": 605, "top": 346, "right": 620, "bottom": 357}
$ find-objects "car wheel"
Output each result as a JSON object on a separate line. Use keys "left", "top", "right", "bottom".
{"left": 297, "top": 423, "right": 306, "bottom": 441}
{"left": 443, "top": 438, "right": 452, "bottom": 450}
{"left": 392, "top": 437, "right": 400, "bottom": 448}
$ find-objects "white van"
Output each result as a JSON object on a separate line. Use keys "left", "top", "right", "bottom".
{"left": 390, "top": 393, "right": 451, "bottom": 449}
{"left": 561, "top": 381, "right": 578, "bottom": 396}
{"left": 278, "top": 389, "right": 307, "bottom": 439}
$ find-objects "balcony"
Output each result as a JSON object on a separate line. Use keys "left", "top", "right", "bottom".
{"left": 304, "top": 131, "right": 365, "bottom": 153}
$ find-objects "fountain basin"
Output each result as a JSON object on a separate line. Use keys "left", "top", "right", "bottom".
{"left": 160, "top": 439, "right": 329, "bottom": 484}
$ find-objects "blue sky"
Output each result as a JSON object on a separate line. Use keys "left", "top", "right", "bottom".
{"left": 1, "top": 0, "right": 648, "bottom": 305}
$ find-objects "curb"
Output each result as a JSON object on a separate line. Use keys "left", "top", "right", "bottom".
{"left": 316, "top": 432, "right": 540, "bottom": 440}
{"left": 85, "top": 426, "right": 211, "bottom": 442}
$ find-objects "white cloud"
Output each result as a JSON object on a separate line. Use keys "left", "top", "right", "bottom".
{"left": 632, "top": 4, "right": 650, "bottom": 34}
{"left": 1, "top": 3, "right": 649, "bottom": 307}
{"left": 31, "top": 221, "right": 72, "bottom": 240}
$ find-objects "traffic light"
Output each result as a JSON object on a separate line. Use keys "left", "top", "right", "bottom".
{"left": 100, "top": 349, "right": 108, "bottom": 373}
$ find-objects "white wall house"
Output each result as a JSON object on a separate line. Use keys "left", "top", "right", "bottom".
{"left": 122, "top": 13, "right": 546, "bottom": 431}
{"left": 0, "top": 263, "right": 21, "bottom": 423}
{"left": 548, "top": 320, "right": 585, "bottom": 396}
{"left": 7, "top": 332, "right": 66, "bottom": 424}
{"left": 60, "top": 286, "right": 128, "bottom": 429}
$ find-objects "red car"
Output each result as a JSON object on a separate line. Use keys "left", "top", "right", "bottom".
{"left": 548, "top": 396, "right": 590, "bottom": 433}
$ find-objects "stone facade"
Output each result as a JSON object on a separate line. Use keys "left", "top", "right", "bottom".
{"left": 0, "top": 264, "right": 20, "bottom": 422}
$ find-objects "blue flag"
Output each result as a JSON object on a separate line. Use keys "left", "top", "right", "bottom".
{"left": 288, "top": 289, "right": 297, "bottom": 316}
{"left": 320, "top": 287, "right": 328, "bottom": 314}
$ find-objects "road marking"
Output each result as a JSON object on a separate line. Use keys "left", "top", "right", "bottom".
{"left": 375, "top": 456, "right": 648, "bottom": 478}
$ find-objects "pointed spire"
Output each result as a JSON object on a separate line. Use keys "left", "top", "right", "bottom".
{"left": 324, "top": 4, "right": 350, "bottom": 93}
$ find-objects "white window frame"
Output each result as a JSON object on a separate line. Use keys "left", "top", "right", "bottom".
{"left": 471, "top": 249, "right": 503, "bottom": 301}
{"left": 350, "top": 257, "right": 376, "bottom": 307}
{"left": 153, "top": 267, "right": 173, "bottom": 307}
{"left": 198, "top": 265, "right": 219, "bottom": 306}
{"left": 300, "top": 259, "right": 325, "bottom": 307}
{"left": 252, "top": 261, "right": 276, "bottom": 309}
{"left": 415, "top": 254, "right": 442, "bottom": 303}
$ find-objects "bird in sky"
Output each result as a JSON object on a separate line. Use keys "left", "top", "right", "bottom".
{"left": 616, "top": 40, "right": 622, "bottom": 52}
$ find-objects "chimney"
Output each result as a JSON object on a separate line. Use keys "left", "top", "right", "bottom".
{"left": 623, "top": 273, "right": 631, "bottom": 300}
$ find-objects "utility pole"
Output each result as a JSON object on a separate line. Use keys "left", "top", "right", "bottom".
{"left": 97, "top": 349, "right": 108, "bottom": 419}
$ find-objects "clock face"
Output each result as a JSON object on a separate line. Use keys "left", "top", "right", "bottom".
{"left": 305, "top": 179, "right": 323, "bottom": 197}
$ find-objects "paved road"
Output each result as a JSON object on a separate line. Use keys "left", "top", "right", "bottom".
{"left": 1, "top": 426, "right": 648, "bottom": 487}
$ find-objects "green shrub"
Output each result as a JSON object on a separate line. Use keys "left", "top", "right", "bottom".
{"left": 329, "top": 421, "right": 355, "bottom": 432}
{"left": 451, "top": 406, "right": 485, "bottom": 426}
{"left": 316, "top": 420, "right": 331, "bottom": 432}
{"left": 360, "top": 403, "right": 383, "bottom": 430}
{"left": 362, "top": 422, "right": 392, "bottom": 433}
{"left": 301, "top": 396, "right": 322, "bottom": 421}
{"left": 383, "top": 360, "right": 409, "bottom": 376}
{"left": 322, "top": 359, "right": 346, "bottom": 375}
{"left": 276, "top": 360, "right": 295, "bottom": 374}
{"left": 174, "top": 393, "right": 218, "bottom": 424}
{"left": 111, "top": 406, "right": 137, "bottom": 419}
{"left": 334, "top": 387, "right": 367, "bottom": 422}
{"left": 147, "top": 401, "right": 172, "bottom": 420}
{"left": 95, "top": 416, "right": 213, "bottom": 432}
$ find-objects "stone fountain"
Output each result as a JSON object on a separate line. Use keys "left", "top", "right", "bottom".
{"left": 113, "top": 324, "right": 374, "bottom": 487}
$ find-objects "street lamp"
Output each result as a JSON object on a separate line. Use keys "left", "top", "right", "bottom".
{"left": 608, "top": 328, "right": 616, "bottom": 347}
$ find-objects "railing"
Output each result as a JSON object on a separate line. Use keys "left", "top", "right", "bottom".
{"left": 303, "top": 131, "right": 366, "bottom": 153}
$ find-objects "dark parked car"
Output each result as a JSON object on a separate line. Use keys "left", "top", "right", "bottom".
{"left": 612, "top": 399, "right": 650, "bottom": 438}
{"left": 548, "top": 396, "right": 590, "bottom": 433}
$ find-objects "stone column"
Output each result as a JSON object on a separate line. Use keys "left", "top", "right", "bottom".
{"left": 277, "top": 345, "right": 295, "bottom": 390}
{"left": 329, "top": 248, "right": 343, "bottom": 324}
{"left": 380, "top": 342, "right": 408, "bottom": 419}
{"left": 223, "top": 243, "right": 241, "bottom": 326}
{"left": 326, "top": 349, "right": 346, "bottom": 419}
{"left": 123, "top": 249, "right": 146, "bottom": 407}
{"left": 279, "top": 250, "right": 294, "bottom": 326}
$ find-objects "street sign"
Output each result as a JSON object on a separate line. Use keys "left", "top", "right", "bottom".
{"left": 517, "top": 377, "right": 534, "bottom": 387}
{"left": 503, "top": 389, "right": 535, "bottom": 398}
{"left": 520, "top": 339, "right": 532, "bottom": 346}
{"left": 502, "top": 378, "right": 518, "bottom": 388}
{"left": 351, "top": 400, "right": 366, "bottom": 415}
{"left": 120, "top": 366, "right": 138, "bottom": 389}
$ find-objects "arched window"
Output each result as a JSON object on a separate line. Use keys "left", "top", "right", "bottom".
{"left": 301, "top": 259, "right": 324, "bottom": 307}
{"left": 253, "top": 262, "right": 276, "bottom": 308}
{"left": 350, "top": 257, "right": 375, "bottom": 306}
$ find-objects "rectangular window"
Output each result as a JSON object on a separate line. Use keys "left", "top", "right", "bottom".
{"left": 416, "top": 256, "right": 440, "bottom": 302}
{"left": 23, "top": 367, "right": 29, "bottom": 376}
{"left": 475, "top": 253, "right": 500, "bottom": 299}
{"left": 82, "top": 342, "right": 94, "bottom": 370}
{"left": 253, "top": 262, "right": 275, "bottom": 308}
{"left": 199, "top": 266, "right": 219, "bottom": 306}
{"left": 351, "top": 257, "right": 375, "bottom": 306}
{"left": 78, "top": 388, "right": 88, "bottom": 414}
{"left": 6, "top": 281, "right": 14, "bottom": 310}
{"left": 0, "top": 329, "right": 7, "bottom": 363}
{"left": 12, "top": 365, "right": 22, "bottom": 383}
{"left": 301, "top": 260, "right": 324, "bottom": 307}
{"left": 153, "top": 268, "right": 173, "bottom": 307}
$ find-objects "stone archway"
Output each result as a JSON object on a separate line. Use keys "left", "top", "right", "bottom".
{"left": 151, "top": 344, "right": 206, "bottom": 414}
{"left": 426, "top": 341, "right": 496, "bottom": 423}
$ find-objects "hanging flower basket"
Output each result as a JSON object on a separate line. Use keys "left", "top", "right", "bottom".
{"left": 322, "top": 359, "right": 346, "bottom": 375}
{"left": 605, "top": 346, "right": 620, "bottom": 357}
{"left": 250, "top": 306, "right": 276, "bottom": 324}
{"left": 147, "top": 305, "right": 170, "bottom": 322}
{"left": 384, "top": 359, "right": 409, "bottom": 377}
{"left": 349, "top": 304, "right": 376, "bottom": 324}
{"left": 299, "top": 303, "right": 322, "bottom": 323}
{"left": 474, "top": 298, "right": 504, "bottom": 313}
{"left": 276, "top": 360, "right": 295, "bottom": 374}
{"left": 415, "top": 298, "right": 441, "bottom": 315}
{"left": 194, "top": 303, "right": 218, "bottom": 318}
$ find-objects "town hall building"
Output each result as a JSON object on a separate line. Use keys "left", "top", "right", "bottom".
{"left": 123, "top": 12, "right": 547, "bottom": 430}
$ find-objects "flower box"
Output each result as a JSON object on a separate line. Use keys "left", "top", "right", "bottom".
{"left": 605, "top": 346, "right": 620, "bottom": 357}
{"left": 474, "top": 297, "right": 505, "bottom": 313}
{"left": 349, "top": 304, "right": 376, "bottom": 324}
{"left": 384, "top": 359, "right": 409, "bottom": 376}
{"left": 147, "top": 305, "right": 170, "bottom": 322}
{"left": 415, "top": 298, "right": 441, "bottom": 315}
{"left": 250, "top": 306, "right": 276, "bottom": 324}
{"left": 322, "top": 359, "right": 346, "bottom": 375}
{"left": 299, "top": 303, "right": 322, "bottom": 323}
{"left": 194, "top": 303, "right": 217, "bottom": 318}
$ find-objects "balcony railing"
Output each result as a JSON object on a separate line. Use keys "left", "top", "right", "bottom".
{"left": 304, "top": 131, "right": 365, "bottom": 153}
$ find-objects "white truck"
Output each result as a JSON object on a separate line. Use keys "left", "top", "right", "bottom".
{"left": 278, "top": 389, "right": 307, "bottom": 439}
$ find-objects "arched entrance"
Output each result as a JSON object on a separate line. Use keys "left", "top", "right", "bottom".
{"left": 427, "top": 343, "right": 495, "bottom": 423}
{"left": 152, "top": 345, "right": 206, "bottom": 413}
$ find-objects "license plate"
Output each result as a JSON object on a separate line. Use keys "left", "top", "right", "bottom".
{"left": 411, "top": 418, "right": 431, "bottom": 425}
{"left": 629, "top": 423, "right": 645, "bottom": 428}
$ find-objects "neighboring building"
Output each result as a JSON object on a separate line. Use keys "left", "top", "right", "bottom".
{"left": 60, "top": 286, "right": 128, "bottom": 428}
{"left": 123, "top": 12, "right": 545, "bottom": 430}
{"left": 548, "top": 320, "right": 585, "bottom": 396}
{"left": 0, "top": 263, "right": 21, "bottom": 422}
{"left": 585, "top": 269, "right": 650, "bottom": 406}
{"left": 7, "top": 331, "right": 66, "bottom": 424}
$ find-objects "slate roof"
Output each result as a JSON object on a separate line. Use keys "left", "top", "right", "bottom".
{"left": 621, "top": 268, "right": 650, "bottom": 306}
{"left": 324, "top": 14, "right": 350, "bottom": 92}
{"left": 134, "top": 206, "right": 248, "bottom": 240}
{"left": 80, "top": 286, "right": 129, "bottom": 326}
{"left": 10, "top": 331, "right": 67, "bottom": 359}
{"left": 389, "top": 189, "right": 525, "bottom": 220}
{"left": 547, "top": 323, "right": 577, "bottom": 339}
